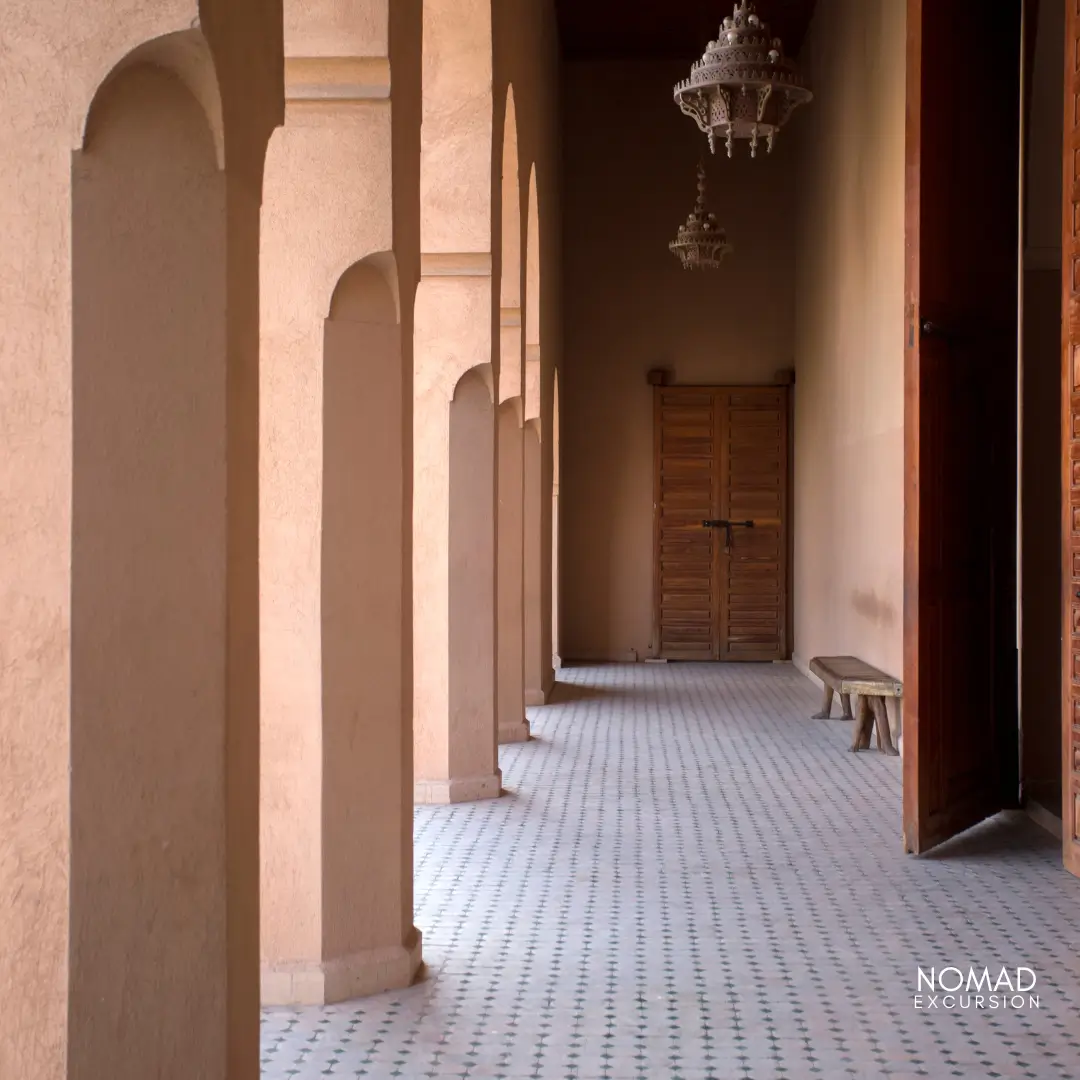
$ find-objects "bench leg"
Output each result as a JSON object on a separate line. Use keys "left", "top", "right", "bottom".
{"left": 840, "top": 693, "right": 854, "bottom": 722}
{"left": 811, "top": 684, "right": 835, "bottom": 720}
{"left": 849, "top": 696, "right": 874, "bottom": 753}
{"left": 870, "top": 697, "right": 899, "bottom": 756}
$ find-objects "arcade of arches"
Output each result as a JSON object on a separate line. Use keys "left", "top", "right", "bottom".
{"left": 4, "top": 1, "right": 1080, "bottom": 1078}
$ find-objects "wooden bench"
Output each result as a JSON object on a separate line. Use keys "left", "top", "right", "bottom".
{"left": 808, "top": 655, "right": 902, "bottom": 757}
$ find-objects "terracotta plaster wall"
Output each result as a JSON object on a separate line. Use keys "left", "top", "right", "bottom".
{"left": 0, "top": 2, "right": 283, "bottom": 1077}
{"left": 560, "top": 61, "right": 796, "bottom": 661}
{"left": 791, "top": 0, "right": 907, "bottom": 684}
{"left": 284, "top": 0, "right": 387, "bottom": 57}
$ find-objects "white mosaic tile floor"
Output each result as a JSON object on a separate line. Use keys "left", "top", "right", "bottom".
{"left": 261, "top": 662, "right": 1080, "bottom": 1080}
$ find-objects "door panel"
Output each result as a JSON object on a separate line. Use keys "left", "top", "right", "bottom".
{"left": 720, "top": 391, "right": 788, "bottom": 661}
{"left": 653, "top": 386, "right": 789, "bottom": 662}
{"left": 654, "top": 390, "right": 717, "bottom": 659}
{"left": 1062, "top": 0, "right": 1080, "bottom": 877}
{"left": 903, "top": 0, "right": 1021, "bottom": 854}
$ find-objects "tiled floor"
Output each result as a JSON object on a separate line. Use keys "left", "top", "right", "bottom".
{"left": 262, "top": 663, "right": 1080, "bottom": 1080}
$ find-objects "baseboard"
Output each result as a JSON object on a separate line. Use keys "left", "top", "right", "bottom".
{"left": 558, "top": 654, "right": 644, "bottom": 664}
{"left": 262, "top": 929, "right": 422, "bottom": 1005}
{"left": 498, "top": 718, "right": 531, "bottom": 744}
{"left": 414, "top": 771, "right": 502, "bottom": 804}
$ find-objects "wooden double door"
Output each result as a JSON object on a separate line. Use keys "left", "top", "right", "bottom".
{"left": 652, "top": 386, "right": 789, "bottom": 662}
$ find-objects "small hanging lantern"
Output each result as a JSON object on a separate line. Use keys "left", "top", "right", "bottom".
{"left": 669, "top": 162, "right": 732, "bottom": 271}
{"left": 674, "top": 0, "right": 812, "bottom": 159}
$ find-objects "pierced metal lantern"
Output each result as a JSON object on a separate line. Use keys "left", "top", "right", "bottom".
{"left": 669, "top": 163, "right": 732, "bottom": 271}
{"left": 674, "top": 0, "right": 812, "bottom": 159}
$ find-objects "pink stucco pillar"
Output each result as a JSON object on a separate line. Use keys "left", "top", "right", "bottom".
{"left": 1, "top": 9, "right": 281, "bottom": 1080}
{"left": 413, "top": 270, "right": 502, "bottom": 803}
{"left": 498, "top": 400, "right": 530, "bottom": 743}
{"left": 258, "top": 42, "right": 422, "bottom": 1004}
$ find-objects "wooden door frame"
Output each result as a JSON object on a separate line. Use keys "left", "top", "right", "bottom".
{"left": 650, "top": 382, "right": 792, "bottom": 662}
{"left": 901, "top": 0, "right": 924, "bottom": 851}
{"left": 1061, "top": 0, "right": 1080, "bottom": 875}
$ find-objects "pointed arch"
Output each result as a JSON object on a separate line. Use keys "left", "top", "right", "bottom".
{"left": 501, "top": 86, "right": 522, "bottom": 311}
{"left": 524, "top": 164, "right": 542, "bottom": 422}
{"left": 495, "top": 85, "right": 529, "bottom": 742}
{"left": 522, "top": 165, "right": 547, "bottom": 702}
{"left": 500, "top": 85, "right": 523, "bottom": 403}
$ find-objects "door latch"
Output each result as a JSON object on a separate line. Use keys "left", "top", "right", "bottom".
{"left": 702, "top": 519, "right": 755, "bottom": 550}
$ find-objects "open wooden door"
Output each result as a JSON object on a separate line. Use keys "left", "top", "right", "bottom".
{"left": 1062, "top": 0, "right": 1080, "bottom": 877}
{"left": 903, "top": 0, "right": 1022, "bottom": 853}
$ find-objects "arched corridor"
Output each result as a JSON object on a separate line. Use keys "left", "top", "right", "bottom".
{"left": 261, "top": 664, "right": 1080, "bottom": 1079}
{"left": 8, "top": 1, "right": 1080, "bottom": 1077}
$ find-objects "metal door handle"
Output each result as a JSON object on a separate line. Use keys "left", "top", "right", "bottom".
{"left": 702, "top": 519, "right": 755, "bottom": 550}
{"left": 920, "top": 319, "right": 960, "bottom": 341}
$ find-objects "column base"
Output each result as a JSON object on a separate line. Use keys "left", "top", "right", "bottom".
{"left": 524, "top": 688, "right": 547, "bottom": 706}
{"left": 498, "top": 718, "right": 531, "bottom": 744}
{"left": 414, "top": 770, "right": 502, "bottom": 804}
{"left": 261, "top": 927, "right": 423, "bottom": 1005}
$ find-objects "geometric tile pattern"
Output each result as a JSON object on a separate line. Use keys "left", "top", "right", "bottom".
{"left": 261, "top": 662, "right": 1080, "bottom": 1079}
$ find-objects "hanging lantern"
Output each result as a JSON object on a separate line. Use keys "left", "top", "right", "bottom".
{"left": 674, "top": 1, "right": 812, "bottom": 159}
{"left": 669, "top": 162, "right": 732, "bottom": 271}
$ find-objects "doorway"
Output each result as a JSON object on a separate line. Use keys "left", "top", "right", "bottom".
{"left": 651, "top": 385, "right": 790, "bottom": 662}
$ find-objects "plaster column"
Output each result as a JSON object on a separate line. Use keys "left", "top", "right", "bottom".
{"left": 1, "top": 8, "right": 282, "bottom": 1080}
{"left": 552, "top": 369, "right": 562, "bottom": 669}
{"left": 522, "top": 176, "right": 554, "bottom": 702}
{"left": 498, "top": 396, "right": 530, "bottom": 743}
{"left": 413, "top": 269, "right": 502, "bottom": 803}
{"left": 258, "top": 18, "right": 422, "bottom": 1004}
{"left": 523, "top": 416, "right": 547, "bottom": 705}
{"left": 552, "top": 490, "right": 561, "bottom": 665}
